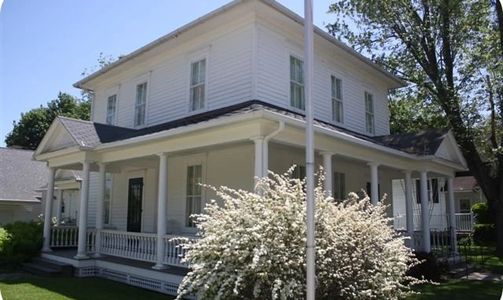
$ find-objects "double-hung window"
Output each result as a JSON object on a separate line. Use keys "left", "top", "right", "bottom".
{"left": 364, "top": 92, "right": 375, "bottom": 134}
{"left": 186, "top": 164, "right": 203, "bottom": 227}
{"left": 106, "top": 95, "right": 117, "bottom": 125}
{"left": 331, "top": 76, "right": 343, "bottom": 123}
{"left": 135, "top": 82, "right": 147, "bottom": 127}
{"left": 190, "top": 59, "right": 206, "bottom": 111}
{"left": 290, "top": 56, "right": 305, "bottom": 110}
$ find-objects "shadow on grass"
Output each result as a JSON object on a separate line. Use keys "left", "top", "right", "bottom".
{"left": 409, "top": 279, "right": 502, "bottom": 300}
{"left": 0, "top": 274, "right": 175, "bottom": 300}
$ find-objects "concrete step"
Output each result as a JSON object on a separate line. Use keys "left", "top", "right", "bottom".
{"left": 22, "top": 257, "right": 74, "bottom": 277}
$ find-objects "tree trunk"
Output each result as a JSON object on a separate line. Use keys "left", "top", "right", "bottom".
{"left": 496, "top": 176, "right": 503, "bottom": 256}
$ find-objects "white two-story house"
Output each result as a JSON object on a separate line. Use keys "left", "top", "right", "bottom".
{"left": 33, "top": 0, "right": 467, "bottom": 295}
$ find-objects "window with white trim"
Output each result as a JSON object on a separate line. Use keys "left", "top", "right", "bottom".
{"left": 364, "top": 91, "right": 375, "bottom": 134}
{"left": 186, "top": 164, "right": 203, "bottom": 227}
{"left": 104, "top": 173, "right": 113, "bottom": 224}
{"left": 134, "top": 82, "right": 147, "bottom": 126}
{"left": 331, "top": 76, "right": 343, "bottom": 123}
{"left": 333, "top": 172, "right": 346, "bottom": 200}
{"left": 190, "top": 59, "right": 206, "bottom": 111}
{"left": 290, "top": 56, "right": 305, "bottom": 110}
{"left": 106, "top": 95, "right": 117, "bottom": 125}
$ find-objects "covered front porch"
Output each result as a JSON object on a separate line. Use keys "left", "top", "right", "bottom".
{"left": 34, "top": 105, "right": 468, "bottom": 277}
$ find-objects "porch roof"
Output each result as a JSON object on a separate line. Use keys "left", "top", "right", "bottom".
{"left": 42, "top": 100, "right": 454, "bottom": 159}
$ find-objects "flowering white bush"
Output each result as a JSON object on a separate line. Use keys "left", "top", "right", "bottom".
{"left": 177, "top": 168, "right": 420, "bottom": 300}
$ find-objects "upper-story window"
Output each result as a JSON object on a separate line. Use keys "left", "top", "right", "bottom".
{"left": 190, "top": 59, "right": 206, "bottom": 111}
{"left": 290, "top": 56, "right": 305, "bottom": 110}
{"left": 106, "top": 95, "right": 117, "bottom": 125}
{"left": 364, "top": 91, "right": 375, "bottom": 134}
{"left": 134, "top": 82, "right": 147, "bottom": 127}
{"left": 331, "top": 76, "right": 343, "bottom": 123}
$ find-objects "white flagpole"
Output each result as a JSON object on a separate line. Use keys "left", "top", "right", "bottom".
{"left": 304, "top": 0, "right": 315, "bottom": 299}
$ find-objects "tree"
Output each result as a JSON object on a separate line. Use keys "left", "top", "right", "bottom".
{"left": 5, "top": 93, "right": 90, "bottom": 149}
{"left": 327, "top": 0, "right": 503, "bottom": 255}
{"left": 177, "top": 169, "right": 421, "bottom": 300}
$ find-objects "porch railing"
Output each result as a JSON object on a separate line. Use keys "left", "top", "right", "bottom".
{"left": 50, "top": 226, "right": 96, "bottom": 251}
{"left": 393, "top": 213, "right": 474, "bottom": 232}
{"left": 100, "top": 230, "right": 157, "bottom": 262}
{"left": 162, "top": 235, "right": 190, "bottom": 267}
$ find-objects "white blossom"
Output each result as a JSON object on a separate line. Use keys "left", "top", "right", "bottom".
{"left": 177, "top": 167, "right": 422, "bottom": 299}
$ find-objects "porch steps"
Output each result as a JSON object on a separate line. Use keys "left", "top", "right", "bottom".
{"left": 22, "top": 257, "right": 74, "bottom": 277}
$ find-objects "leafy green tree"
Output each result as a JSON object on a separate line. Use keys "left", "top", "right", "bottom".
{"left": 5, "top": 93, "right": 90, "bottom": 150}
{"left": 327, "top": 0, "right": 503, "bottom": 254}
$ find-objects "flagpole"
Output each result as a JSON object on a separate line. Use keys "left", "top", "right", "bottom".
{"left": 304, "top": 0, "right": 315, "bottom": 299}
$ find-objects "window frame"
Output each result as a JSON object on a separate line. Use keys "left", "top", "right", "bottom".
{"left": 185, "top": 164, "right": 203, "bottom": 227}
{"left": 364, "top": 91, "right": 375, "bottom": 135}
{"left": 189, "top": 58, "right": 207, "bottom": 112}
{"left": 289, "top": 55, "right": 305, "bottom": 111}
{"left": 106, "top": 94, "right": 117, "bottom": 125}
{"left": 134, "top": 82, "right": 148, "bottom": 127}
{"left": 331, "top": 76, "right": 344, "bottom": 123}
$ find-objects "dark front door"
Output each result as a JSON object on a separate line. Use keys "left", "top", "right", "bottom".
{"left": 127, "top": 178, "right": 143, "bottom": 232}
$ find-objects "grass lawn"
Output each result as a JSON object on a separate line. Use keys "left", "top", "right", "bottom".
{"left": 0, "top": 274, "right": 174, "bottom": 300}
{"left": 408, "top": 279, "right": 502, "bottom": 300}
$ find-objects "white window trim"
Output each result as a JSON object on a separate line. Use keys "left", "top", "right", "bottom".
{"left": 106, "top": 94, "right": 118, "bottom": 125}
{"left": 134, "top": 82, "right": 148, "bottom": 128}
{"left": 365, "top": 91, "right": 375, "bottom": 135}
{"left": 132, "top": 73, "right": 151, "bottom": 128}
{"left": 331, "top": 75, "right": 344, "bottom": 124}
{"left": 187, "top": 54, "right": 209, "bottom": 115}
{"left": 184, "top": 161, "right": 206, "bottom": 230}
{"left": 289, "top": 54, "right": 305, "bottom": 112}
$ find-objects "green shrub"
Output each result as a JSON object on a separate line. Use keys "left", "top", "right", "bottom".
{"left": 0, "top": 221, "right": 43, "bottom": 263}
{"left": 472, "top": 224, "right": 496, "bottom": 245}
{"left": 471, "top": 202, "right": 493, "bottom": 224}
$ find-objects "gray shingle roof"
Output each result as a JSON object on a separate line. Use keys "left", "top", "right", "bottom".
{"left": 0, "top": 148, "right": 48, "bottom": 202}
{"left": 55, "top": 101, "right": 449, "bottom": 157}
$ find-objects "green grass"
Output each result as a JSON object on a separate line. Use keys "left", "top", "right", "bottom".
{"left": 407, "top": 279, "right": 502, "bottom": 300}
{"left": 0, "top": 275, "right": 174, "bottom": 300}
{"left": 459, "top": 245, "right": 503, "bottom": 274}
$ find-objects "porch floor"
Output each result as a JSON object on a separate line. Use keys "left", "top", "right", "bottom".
{"left": 43, "top": 248, "right": 189, "bottom": 277}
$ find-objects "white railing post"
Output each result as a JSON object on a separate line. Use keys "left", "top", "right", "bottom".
{"left": 42, "top": 167, "right": 56, "bottom": 252}
{"left": 447, "top": 177, "right": 458, "bottom": 254}
{"left": 153, "top": 153, "right": 168, "bottom": 270}
{"left": 75, "top": 161, "right": 91, "bottom": 259}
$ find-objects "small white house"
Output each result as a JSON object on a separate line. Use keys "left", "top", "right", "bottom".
{"left": 33, "top": 0, "right": 467, "bottom": 295}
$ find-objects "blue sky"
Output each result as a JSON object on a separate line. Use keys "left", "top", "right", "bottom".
{"left": 0, "top": 0, "right": 336, "bottom": 147}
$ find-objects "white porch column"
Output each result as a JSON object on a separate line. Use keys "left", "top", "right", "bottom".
{"left": 153, "top": 153, "right": 168, "bottom": 270}
{"left": 55, "top": 189, "right": 62, "bottom": 225}
{"left": 447, "top": 177, "right": 458, "bottom": 254}
{"left": 251, "top": 136, "right": 264, "bottom": 187}
{"left": 94, "top": 163, "right": 106, "bottom": 258}
{"left": 75, "top": 161, "right": 91, "bottom": 259}
{"left": 404, "top": 170, "right": 415, "bottom": 248}
{"left": 368, "top": 162, "right": 379, "bottom": 205}
{"left": 420, "top": 170, "right": 431, "bottom": 252}
{"left": 321, "top": 152, "right": 333, "bottom": 198}
{"left": 42, "top": 167, "right": 56, "bottom": 252}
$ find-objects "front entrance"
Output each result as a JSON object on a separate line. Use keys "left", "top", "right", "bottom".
{"left": 127, "top": 177, "right": 143, "bottom": 232}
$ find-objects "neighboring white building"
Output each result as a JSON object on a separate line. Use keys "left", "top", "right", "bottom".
{"left": 33, "top": 0, "right": 467, "bottom": 295}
